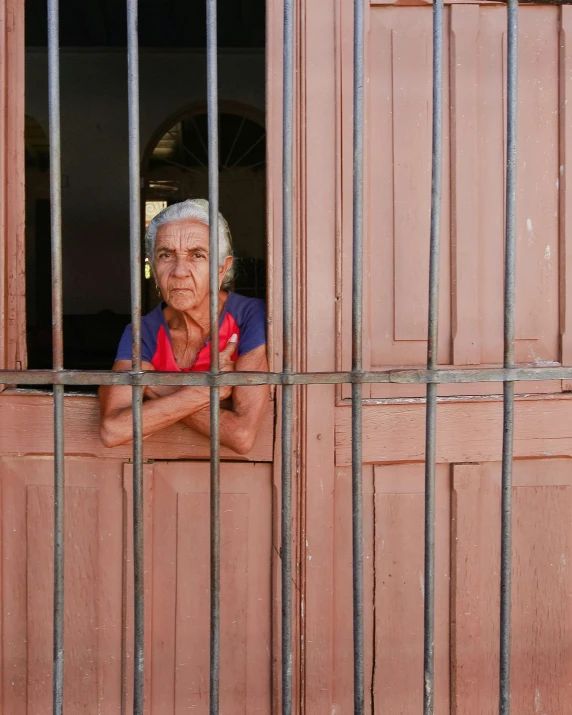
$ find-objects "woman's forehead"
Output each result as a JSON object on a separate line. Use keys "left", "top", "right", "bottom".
{"left": 156, "top": 219, "right": 209, "bottom": 246}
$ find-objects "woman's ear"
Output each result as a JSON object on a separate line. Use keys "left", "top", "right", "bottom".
{"left": 219, "top": 255, "right": 234, "bottom": 288}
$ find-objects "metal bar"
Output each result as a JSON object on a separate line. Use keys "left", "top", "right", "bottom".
{"left": 500, "top": 1, "right": 518, "bottom": 712}
{"left": 126, "top": 1, "right": 144, "bottom": 712}
{"left": 5, "top": 365, "right": 572, "bottom": 387}
{"left": 423, "top": 0, "right": 444, "bottom": 711}
{"left": 281, "top": 0, "right": 294, "bottom": 711}
{"left": 47, "top": 0, "right": 65, "bottom": 711}
{"left": 352, "top": 0, "right": 365, "bottom": 713}
{"left": 206, "top": 1, "right": 221, "bottom": 712}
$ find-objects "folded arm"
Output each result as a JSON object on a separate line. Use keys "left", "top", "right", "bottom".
{"left": 99, "top": 344, "right": 269, "bottom": 454}
{"left": 98, "top": 361, "right": 231, "bottom": 448}
{"left": 180, "top": 344, "right": 270, "bottom": 455}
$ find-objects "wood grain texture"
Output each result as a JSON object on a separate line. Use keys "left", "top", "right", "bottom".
{"left": 1, "top": 457, "right": 124, "bottom": 714}
{"left": 335, "top": 394, "right": 572, "bottom": 465}
{"left": 0, "top": 393, "right": 274, "bottom": 461}
{"left": 452, "top": 460, "right": 572, "bottom": 714}
{"left": 451, "top": 5, "right": 480, "bottom": 365}
{"left": 358, "top": 5, "right": 562, "bottom": 400}
{"left": 0, "top": 0, "right": 26, "bottom": 374}
{"left": 560, "top": 7, "right": 572, "bottom": 387}
{"left": 300, "top": 0, "right": 339, "bottom": 708}
{"left": 148, "top": 462, "right": 272, "bottom": 715}
{"left": 332, "top": 464, "right": 450, "bottom": 714}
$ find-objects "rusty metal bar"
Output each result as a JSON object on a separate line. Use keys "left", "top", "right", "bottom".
{"left": 281, "top": 0, "right": 294, "bottom": 711}
{"left": 47, "top": 0, "right": 65, "bottom": 710}
{"left": 500, "top": 1, "right": 518, "bottom": 712}
{"left": 6, "top": 365, "right": 572, "bottom": 387}
{"left": 352, "top": 0, "right": 365, "bottom": 713}
{"left": 126, "top": 1, "right": 144, "bottom": 712}
{"left": 423, "top": 0, "right": 444, "bottom": 711}
{"left": 206, "top": 0, "right": 222, "bottom": 712}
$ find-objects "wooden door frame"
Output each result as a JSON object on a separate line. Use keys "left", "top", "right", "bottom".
{"left": 0, "top": 0, "right": 26, "bottom": 376}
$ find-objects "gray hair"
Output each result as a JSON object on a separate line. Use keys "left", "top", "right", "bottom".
{"left": 146, "top": 198, "right": 235, "bottom": 287}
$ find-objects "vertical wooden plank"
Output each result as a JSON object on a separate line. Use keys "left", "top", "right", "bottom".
{"left": 149, "top": 462, "right": 272, "bottom": 715}
{"left": 0, "top": 0, "right": 7, "bottom": 374}
{"left": 1, "top": 456, "right": 27, "bottom": 715}
{"left": 560, "top": 6, "right": 572, "bottom": 388}
{"left": 1, "top": 0, "right": 26, "bottom": 371}
{"left": 122, "top": 463, "right": 154, "bottom": 715}
{"left": 452, "top": 459, "right": 572, "bottom": 714}
{"left": 514, "top": 10, "right": 559, "bottom": 351}
{"left": 301, "top": 0, "right": 340, "bottom": 708}
{"left": 1, "top": 458, "right": 124, "bottom": 714}
{"left": 373, "top": 464, "right": 450, "bottom": 715}
{"left": 511, "top": 485, "right": 572, "bottom": 712}
{"left": 451, "top": 464, "right": 500, "bottom": 715}
{"left": 451, "top": 5, "right": 480, "bottom": 366}
{"left": 331, "top": 466, "right": 374, "bottom": 715}
{"left": 392, "top": 27, "right": 433, "bottom": 342}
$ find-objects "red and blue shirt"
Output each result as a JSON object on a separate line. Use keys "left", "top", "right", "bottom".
{"left": 115, "top": 291, "right": 266, "bottom": 371}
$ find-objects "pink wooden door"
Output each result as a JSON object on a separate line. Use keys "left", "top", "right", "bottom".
{"left": 296, "top": 0, "right": 572, "bottom": 712}
{"left": 0, "top": 456, "right": 272, "bottom": 714}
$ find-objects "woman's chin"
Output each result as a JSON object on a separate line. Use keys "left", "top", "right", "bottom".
{"left": 167, "top": 291, "right": 197, "bottom": 311}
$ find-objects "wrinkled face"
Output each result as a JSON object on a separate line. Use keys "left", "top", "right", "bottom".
{"left": 152, "top": 219, "right": 232, "bottom": 313}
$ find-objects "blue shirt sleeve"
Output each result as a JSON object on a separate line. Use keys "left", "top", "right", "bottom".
{"left": 114, "top": 322, "right": 155, "bottom": 364}
{"left": 237, "top": 298, "right": 267, "bottom": 357}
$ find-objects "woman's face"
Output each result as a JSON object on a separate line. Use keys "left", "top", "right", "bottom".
{"left": 152, "top": 219, "right": 232, "bottom": 313}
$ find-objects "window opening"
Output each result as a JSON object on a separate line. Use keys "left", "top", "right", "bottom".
{"left": 23, "top": 0, "right": 266, "bottom": 387}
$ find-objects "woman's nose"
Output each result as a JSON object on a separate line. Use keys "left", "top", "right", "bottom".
{"left": 172, "top": 256, "right": 191, "bottom": 277}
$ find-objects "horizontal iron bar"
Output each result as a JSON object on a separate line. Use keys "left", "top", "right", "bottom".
{"left": 1, "top": 366, "right": 572, "bottom": 387}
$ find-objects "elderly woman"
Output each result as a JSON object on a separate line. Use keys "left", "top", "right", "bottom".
{"left": 99, "top": 199, "right": 269, "bottom": 455}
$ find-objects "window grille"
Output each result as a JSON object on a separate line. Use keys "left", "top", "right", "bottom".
{"left": 1, "top": 0, "right": 564, "bottom": 713}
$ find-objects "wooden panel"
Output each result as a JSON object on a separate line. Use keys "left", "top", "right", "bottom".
{"left": 365, "top": 7, "right": 451, "bottom": 369}
{"left": 345, "top": 5, "right": 563, "bottom": 399}
{"left": 148, "top": 462, "right": 272, "bottom": 715}
{"left": 0, "top": 457, "right": 124, "bottom": 714}
{"left": 452, "top": 460, "right": 572, "bottom": 714}
{"left": 332, "top": 466, "right": 375, "bottom": 713}
{"left": 332, "top": 464, "right": 449, "bottom": 714}
{"left": 335, "top": 394, "right": 572, "bottom": 466}
{"left": 391, "top": 27, "right": 438, "bottom": 342}
{"left": 560, "top": 7, "right": 572, "bottom": 388}
{"left": 451, "top": 5, "right": 480, "bottom": 365}
{"left": 373, "top": 464, "right": 450, "bottom": 714}
{"left": 0, "top": 0, "right": 26, "bottom": 374}
{"left": 0, "top": 392, "right": 274, "bottom": 462}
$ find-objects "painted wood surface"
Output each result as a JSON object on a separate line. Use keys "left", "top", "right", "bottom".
{"left": 336, "top": 394, "right": 572, "bottom": 466}
{"left": 452, "top": 460, "right": 572, "bottom": 714}
{"left": 337, "top": 4, "right": 564, "bottom": 400}
{"left": 2, "top": 0, "right": 572, "bottom": 712}
{"left": 0, "top": 458, "right": 272, "bottom": 714}
{"left": 0, "top": 393, "right": 274, "bottom": 461}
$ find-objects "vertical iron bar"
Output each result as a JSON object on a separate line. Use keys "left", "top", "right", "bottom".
{"left": 206, "top": 1, "right": 221, "bottom": 713}
{"left": 47, "top": 0, "right": 65, "bottom": 712}
{"left": 281, "top": 0, "right": 294, "bottom": 712}
{"left": 500, "top": 1, "right": 518, "bottom": 713}
{"left": 423, "top": 0, "right": 444, "bottom": 711}
{"left": 352, "top": 1, "right": 365, "bottom": 714}
{"left": 127, "top": 1, "right": 144, "bottom": 713}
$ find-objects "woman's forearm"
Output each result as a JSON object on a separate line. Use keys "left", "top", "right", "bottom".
{"left": 100, "top": 386, "right": 212, "bottom": 447}
{"left": 181, "top": 405, "right": 257, "bottom": 456}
